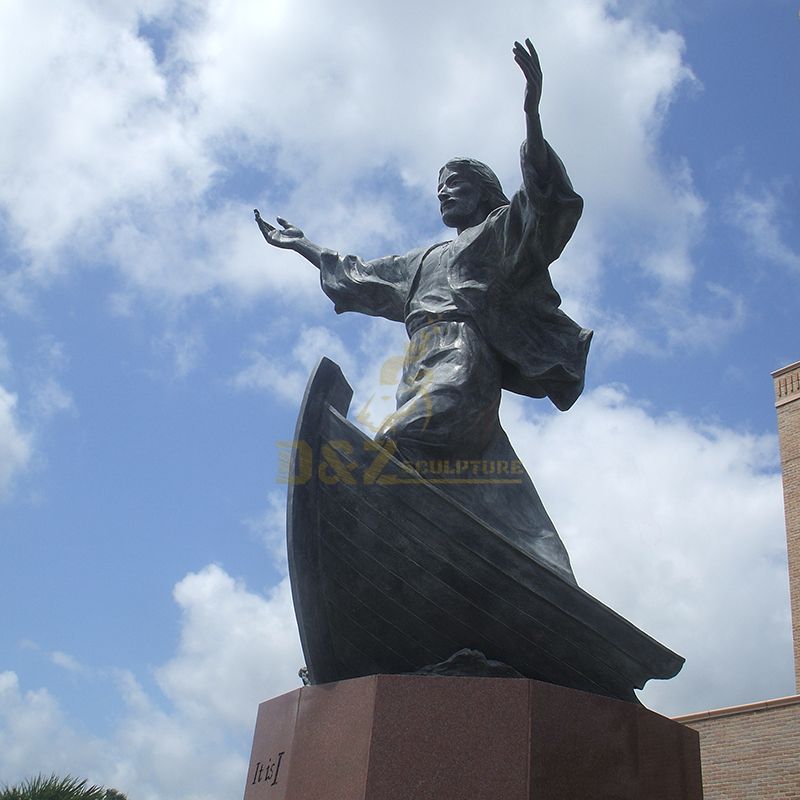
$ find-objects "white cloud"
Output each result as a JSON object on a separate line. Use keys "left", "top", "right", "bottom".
{"left": 661, "top": 282, "right": 746, "bottom": 352}
{"left": 0, "top": 0, "right": 712, "bottom": 356}
{"left": 171, "top": 0, "right": 711, "bottom": 353}
{"left": 0, "top": 385, "right": 32, "bottom": 501}
{"left": 0, "top": 1, "right": 211, "bottom": 267}
{"left": 0, "top": 671, "right": 105, "bottom": 783}
{"left": 25, "top": 336, "right": 76, "bottom": 425}
{"left": 178, "top": 0, "right": 702, "bottom": 256}
{"left": 29, "top": 378, "right": 74, "bottom": 422}
{"left": 0, "top": 564, "right": 302, "bottom": 800}
{"left": 152, "top": 327, "right": 206, "bottom": 378}
{"left": 104, "top": 201, "right": 326, "bottom": 303}
{"left": 502, "top": 385, "right": 793, "bottom": 714}
{"left": 0, "top": 336, "right": 78, "bottom": 504}
{"left": 0, "top": 335, "right": 10, "bottom": 375}
{"left": 728, "top": 187, "right": 800, "bottom": 274}
{"left": 232, "top": 349, "right": 307, "bottom": 403}
{"left": 232, "top": 324, "right": 356, "bottom": 403}
{"left": 244, "top": 492, "right": 289, "bottom": 572}
{"left": 50, "top": 651, "right": 86, "bottom": 674}
{"left": 156, "top": 565, "right": 301, "bottom": 731}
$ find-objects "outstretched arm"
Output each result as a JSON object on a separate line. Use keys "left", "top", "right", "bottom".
{"left": 255, "top": 210, "right": 411, "bottom": 321}
{"left": 513, "top": 38, "right": 548, "bottom": 177}
{"left": 254, "top": 209, "right": 327, "bottom": 269}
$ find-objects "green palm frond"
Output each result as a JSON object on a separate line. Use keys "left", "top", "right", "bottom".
{"left": 0, "top": 775, "right": 127, "bottom": 800}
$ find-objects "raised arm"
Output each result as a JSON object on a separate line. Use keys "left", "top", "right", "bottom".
{"left": 254, "top": 209, "right": 327, "bottom": 269}
{"left": 513, "top": 38, "right": 548, "bottom": 177}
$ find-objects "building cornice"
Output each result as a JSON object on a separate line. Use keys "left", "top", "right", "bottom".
{"left": 674, "top": 694, "right": 800, "bottom": 724}
{"left": 772, "top": 361, "right": 800, "bottom": 408}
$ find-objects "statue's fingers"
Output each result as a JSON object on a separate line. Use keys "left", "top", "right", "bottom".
{"left": 276, "top": 216, "right": 292, "bottom": 229}
{"left": 259, "top": 217, "right": 276, "bottom": 232}
{"left": 513, "top": 43, "right": 536, "bottom": 76}
{"left": 524, "top": 38, "right": 541, "bottom": 73}
{"left": 513, "top": 53, "right": 535, "bottom": 82}
{"left": 513, "top": 40, "right": 532, "bottom": 58}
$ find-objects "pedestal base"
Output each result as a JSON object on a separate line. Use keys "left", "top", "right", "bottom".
{"left": 243, "top": 675, "right": 702, "bottom": 800}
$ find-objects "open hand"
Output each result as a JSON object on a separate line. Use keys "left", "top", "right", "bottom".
{"left": 513, "top": 38, "right": 542, "bottom": 114}
{"left": 254, "top": 210, "right": 305, "bottom": 250}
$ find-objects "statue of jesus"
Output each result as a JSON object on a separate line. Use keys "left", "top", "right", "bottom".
{"left": 256, "top": 39, "right": 592, "bottom": 585}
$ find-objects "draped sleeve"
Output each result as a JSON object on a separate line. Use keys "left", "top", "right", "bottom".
{"left": 319, "top": 249, "right": 422, "bottom": 322}
{"left": 496, "top": 140, "right": 584, "bottom": 283}
{"left": 476, "top": 140, "right": 592, "bottom": 411}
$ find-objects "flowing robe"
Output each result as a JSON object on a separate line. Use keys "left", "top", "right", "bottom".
{"left": 319, "top": 141, "right": 591, "bottom": 409}
{"left": 317, "top": 141, "right": 591, "bottom": 584}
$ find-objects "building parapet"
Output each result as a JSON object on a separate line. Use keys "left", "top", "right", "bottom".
{"left": 772, "top": 360, "right": 800, "bottom": 407}
{"left": 673, "top": 693, "right": 800, "bottom": 724}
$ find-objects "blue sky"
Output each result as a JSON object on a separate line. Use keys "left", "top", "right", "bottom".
{"left": 1, "top": 1, "right": 798, "bottom": 797}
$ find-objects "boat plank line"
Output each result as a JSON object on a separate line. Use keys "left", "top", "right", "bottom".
{"left": 320, "top": 524, "right": 523, "bottom": 663}
{"left": 319, "top": 517, "right": 494, "bottom": 650}
{"left": 325, "top": 599, "right": 419, "bottom": 671}
{"left": 320, "top": 507, "right": 612, "bottom": 691}
{"left": 324, "top": 417, "right": 678, "bottom": 678}
{"left": 322, "top": 552, "right": 459, "bottom": 663}
{"left": 323, "top": 488, "right": 635, "bottom": 688}
{"left": 326, "top": 573, "right": 455, "bottom": 666}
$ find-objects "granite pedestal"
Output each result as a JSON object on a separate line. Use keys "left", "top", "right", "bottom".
{"left": 243, "top": 675, "right": 701, "bottom": 800}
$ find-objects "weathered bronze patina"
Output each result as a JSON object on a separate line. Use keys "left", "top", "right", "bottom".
{"left": 256, "top": 39, "right": 682, "bottom": 700}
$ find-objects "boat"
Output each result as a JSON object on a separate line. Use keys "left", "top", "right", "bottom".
{"left": 286, "top": 357, "right": 684, "bottom": 702}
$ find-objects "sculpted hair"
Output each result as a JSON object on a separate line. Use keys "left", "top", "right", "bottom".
{"left": 440, "top": 158, "right": 510, "bottom": 215}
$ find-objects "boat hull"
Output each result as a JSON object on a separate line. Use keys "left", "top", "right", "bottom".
{"left": 287, "top": 358, "right": 683, "bottom": 702}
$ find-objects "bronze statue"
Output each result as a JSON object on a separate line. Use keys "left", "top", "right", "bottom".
{"left": 256, "top": 39, "right": 591, "bottom": 584}
{"left": 255, "top": 38, "right": 683, "bottom": 697}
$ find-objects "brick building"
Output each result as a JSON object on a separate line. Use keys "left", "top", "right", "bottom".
{"left": 774, "top": 360, "right": 800, "bottom": 685}
{"left": 673, "top": 360, "right": 800, "bottom": 799}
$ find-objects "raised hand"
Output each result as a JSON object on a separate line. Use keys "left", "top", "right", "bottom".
{"left": 254, "top": 210, "right": 306, "bottom": 250}
{"left": 513, "top": 38, "right": 542, "bottom": 115}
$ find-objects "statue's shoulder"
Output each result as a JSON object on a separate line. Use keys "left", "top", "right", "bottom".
{"left": 406, "top": 241, "right": 450, "bottom": 269}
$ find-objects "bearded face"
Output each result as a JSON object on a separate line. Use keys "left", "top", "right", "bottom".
{"left": 437, "top": 167, "right": 485, "bottom": 230}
